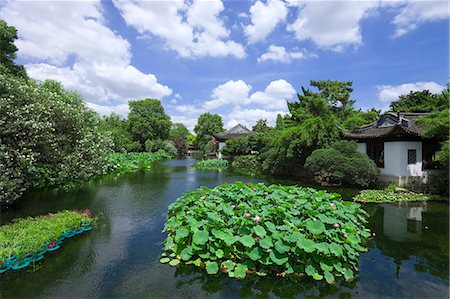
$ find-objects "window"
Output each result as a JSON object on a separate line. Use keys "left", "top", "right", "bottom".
{"left": 408, "top": 149, "right": 416, "bottom": 164}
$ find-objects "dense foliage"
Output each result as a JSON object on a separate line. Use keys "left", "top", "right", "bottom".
{"left": 389, "top": 89, "right": 448, "bottom": 113}
{"left": 230, "top": 155, "right": 261, "bottom": 176}
{"left": 127, "top": 98, "right": 172, "bottom": 148}
{"left": 161, "top": 182, "right": 371, "bottom": 283}
{"left": 305, "top": 141, "right": 379, "bottom": 187}
{"left": 0, "top": 210, "right": 94, "bottom": 271}
{"left": 252, "top": 119, "right": 272, "bottom": 132}
{"left": 194, "top": 113, "right": 224, "bottom": 152}
{"left": 170, "top": 123, "right": 190, "bottom": 157}
{"left": 194, "top": 159, "right": 229, "bottom": 170}
{"left": 144, "top": 139, "right": 177, "bottom": 158}
{"left": 0, "top": 20, "right": 27, "bottom": 78}
{"left": 99, "top": 113, "right": 133, "bottom": 152}
{"left": 0, "top": 72, "right": 112, "bottom": 208}
{"left": 108, "top": 151, "right": 171, "bottom": 173}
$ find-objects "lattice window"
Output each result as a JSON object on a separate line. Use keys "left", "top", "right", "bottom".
{"left": 408, "top": 149, "right": 417, "bottom": 165}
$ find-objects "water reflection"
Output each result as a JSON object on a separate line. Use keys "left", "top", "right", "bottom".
{"left": 0, "top": 160, "right": 448, "bottom": 298}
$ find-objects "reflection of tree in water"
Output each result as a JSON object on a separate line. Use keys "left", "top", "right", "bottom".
{"left": 363, "top": 202, "right": 449, "bottom": 282}
{"left": 174, "top": 264, "right": 357, "bottom": 298}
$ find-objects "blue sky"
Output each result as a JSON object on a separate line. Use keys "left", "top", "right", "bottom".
{"left": 1, "top": 0, "right": 448, "bottom": 130}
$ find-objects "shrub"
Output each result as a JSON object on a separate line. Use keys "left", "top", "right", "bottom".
{"left": 231, "top": 155, "right": 261, "bottom": 176}
{"left": 0, "top": 73, "right": 112, "bottom": 208}
{"left": 194, "top": 159, "right": 229, "bottom": 170}
{"left": 126, "top": 141, "right": 142, "bottom": 152}
{"left": 161, "top": 182, "right": 371, "bottom": 283}
{"left": 305, "top": 141, "right": 379, "bottom": 187}
{"left": 145, "top": 139, "right": 177, "bottom": 158}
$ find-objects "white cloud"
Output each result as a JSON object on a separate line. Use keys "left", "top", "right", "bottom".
{"left": 389, "top": 1, "right": 449, "bottom": 37}
{"left": 203, "top": 80, "right": 253, "bottom": 110}
{"left": 377, "top": 81, "right": 445, "bottom": 102}
{"left": 249, "top": 80, "right": 296, "bottom": 110}
{"left": 113, "top": 0, "right": 245, "bottom": 59}
{"left": 171, "top": 115, "right": 199, "bottom": 132}
{"left": 226, "top": 108, "right": 286, "bottom": 129}
{"left": 287, "top": 1, "right": 378, "bottom": 52}
{"left": 257, "top": 45, "right": 316, "bottom": 63}
{"left": 1, "top": 0, "right": 172, "bottom": 115}
{"left": 86, "top": 102, "right": 129, "bottom": 117}
{"left": 244, "top": 0, "right": 288, "bottom": 44}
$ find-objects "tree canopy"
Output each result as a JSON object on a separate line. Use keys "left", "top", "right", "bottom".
{"left": 127, "top": 98, "right": 172, "bottom": 147}
{"left": 0, "top": 19, "right": 27, "bottom": 78}
{"left": 194, "top": 113, "right": 224, "bottom": 151}
{"left": 252, "top": 119, "right": 271, "bottom": 132}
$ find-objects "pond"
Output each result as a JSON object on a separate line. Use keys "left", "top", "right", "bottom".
{"left": 1, "top": 159, "right": 449, "bottom": 298}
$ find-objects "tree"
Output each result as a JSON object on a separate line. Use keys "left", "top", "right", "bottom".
{"left": 275, "top": 114, "right": 286, "bottom": 130}
{"left": 389, "top": 89, "right": 448, "bottom": 113}
{"left": 194, "top": 113, "right": 224, "bottom": 152}
{"left": 0, "top": 72, "right": 112, "bottom": 207}
{"left": 252, "top": 119, "right": 271, "bottom": 132}
{"left": 170, "top": 123, "right": 190, "bottom": 157}
{"left": 127, "top": 98, "right": 172, "bottom": 147}
{"left": 0, "top": 20, "right": 27, "bottom": 78}
{"left": 100, "top": 113, "right": 132, "bottom": 152}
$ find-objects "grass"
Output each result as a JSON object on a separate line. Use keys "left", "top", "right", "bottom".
{"left": 107, "top": 150, "right": 171, "bottom": 173}
{"left": 194, "top": 159, "right": 229, "bottom": 170}
{"left": 0, "top": 210, "right": 95, "bottom": 272}
{"left": 354, "top": 189, "right": 445, "bottom": 203}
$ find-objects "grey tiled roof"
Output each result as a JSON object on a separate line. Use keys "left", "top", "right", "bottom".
{"left": 213, "top": 124, "right": 252, "bottom": 141}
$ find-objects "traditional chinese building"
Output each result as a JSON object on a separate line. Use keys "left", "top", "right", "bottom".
{"left": 344, "top": 112, "right": 441, "bottom": 184}
{"left": 213, "top": 124, "right": 252, "bottom": 158}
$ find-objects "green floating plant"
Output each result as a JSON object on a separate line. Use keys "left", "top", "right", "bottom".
{"left": 161, "top": 182, "right": 371, "bottom": 283}
{"left": 194, "top": 159, "right": 229, "bottom": 170}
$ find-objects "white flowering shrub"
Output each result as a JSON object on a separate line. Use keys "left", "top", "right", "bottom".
{"left": 0, "top": 71, "right": 113, "bottom": 207}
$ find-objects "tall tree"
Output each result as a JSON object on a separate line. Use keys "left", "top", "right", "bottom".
{"left": 100, "top": 113, "right": 132, "bottom": 152}
{"left": 127, "top": 98, "right": 172, "bottom": 147}
{"left": 389, "top": 88, "right": 448, "bottom": 112}
{"left": 0, "top": 20, "right": 27, "bottom": 78}
{"left": 194, "top": 113, "right": 224, "bottom": 151}
{"left": 170, "top": 123, "right": 190, "bottom": 157}
{"left": 252, "top": 119, "right": 271, "bottom": 132}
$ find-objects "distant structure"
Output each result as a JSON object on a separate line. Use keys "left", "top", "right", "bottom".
{"left": 213, "top": 124, "right": 252, "bottom": 158}
{"left": 344, "top": 112, "right": 441, "bottom": 184}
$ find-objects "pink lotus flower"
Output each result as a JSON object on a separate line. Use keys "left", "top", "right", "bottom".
{"left": 244, "top": 213, "right": 251, "bottom": 218}
{"left": 186, "top": 211, "right": 190, "bottom": 215}
{"left": 231, "top": 205, "right": 236, "bottom": 209}
{"left": 253, "top": 188, "right": 257, "bottom": 191}
{"left": 253, "top": 216, "right": 261, "bottom": 222}
{"left": 372, "top": 232, "right": 377, "bottom": 237}
{"left": 200, "top": 196, "right": 206, "bottom": 200}
{"left": 343, "top": 233, "right": 348, "bottom": 238}
{"left": 333, "top": 223, "right": 340, "bottom": 228}
{"left": 330, "top": 203, "right": 337, "bottom": 210}
{"left": 264, "top": 192, "right": 268, "bottom": 196}
{"left": 357, "top": 231, "right": 361, "bottom": 235}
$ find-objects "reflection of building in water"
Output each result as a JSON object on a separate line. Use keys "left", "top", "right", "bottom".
{"left": 381, "top": 202, "right": 427, "bottom": 242}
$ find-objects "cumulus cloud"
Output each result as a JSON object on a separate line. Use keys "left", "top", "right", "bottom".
{"left": 226, "top": 108, "right": 286, "bottom": 129}
{"left": 287, "top": 1, "right": 378, "bottom": 52}
{"left": 113, "top": 0, "right": 245, "bottom": 59}
{"left": 249, "top": 79, "right": 297, "bottom": 110}
{"left": 377, "top": 81, "right": 445, "bottom": 102}
{"left": 203, "top": 80, "right": 253, "bottom": 110}
{"left": 86, "top": 102, "right": 130, "bottom": 117}
{"left": 388, "top": 1, "right": 449, "bottom": 37}
{"left": 1, "top": 0, "right": 172, "bottom": 115}
{"left": 257, "top": 45, "right": 316, "bottom": 63}
{"left": 244, "top": 0, "right": 288, "bottom": 44}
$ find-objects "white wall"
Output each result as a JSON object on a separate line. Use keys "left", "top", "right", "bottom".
{"left": 217, "top": 142, "right": 225, "bottom": 159}
{"left": 356, "top": 142, "right": 366, "bottom": 154}
{"left": 380, "top": 141, "right": 423, "bottom": 177}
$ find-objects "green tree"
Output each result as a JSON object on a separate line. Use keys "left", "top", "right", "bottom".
{"left": 275, "top": 114, "right": 286, "bottom": 130}
{"left": 194, "top": 113, "right": 224, "bottom": 152}
{"left": 127, "top": 98, "right": 172, "bottom": 147}
{"left": 170, "top": 123, "right": 190, "bottom": 157}
{"left": 389, "top": 89, "right": 448, "bottom": 113}
{"left": 0, "top": 72, "right": 112, "bottom": 207}
{"left": 252, "top": 119, "right": 271, "bottom": 132}
{"left": 100, "top": 113, "right": 133, "bottom": 152}
{"left": 0, "top": 20, "right": 27, "bottom": 78}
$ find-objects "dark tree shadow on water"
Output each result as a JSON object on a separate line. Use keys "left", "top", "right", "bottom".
{"left": 174, "top": 264, "right": 358, "bottom": 299}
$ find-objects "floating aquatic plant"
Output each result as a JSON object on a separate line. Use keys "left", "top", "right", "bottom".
{"left": 107, "top": 150, "right": 171, "bottom": 173}
{"left": 194, "top": 159, "right": 229, "bottom": 170}
{"left": 0, "top": 210, "right": 95, "bottom": 273}
{"left": 161, "top": 182, "right": 371, "bottom": 284}
{"left": 354, "top": 189, "right": 445, "bottom": 203}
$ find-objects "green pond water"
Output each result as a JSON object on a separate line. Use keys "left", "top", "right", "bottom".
{"left": 1, "top": 159, "right": 449, "bottom": 298}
